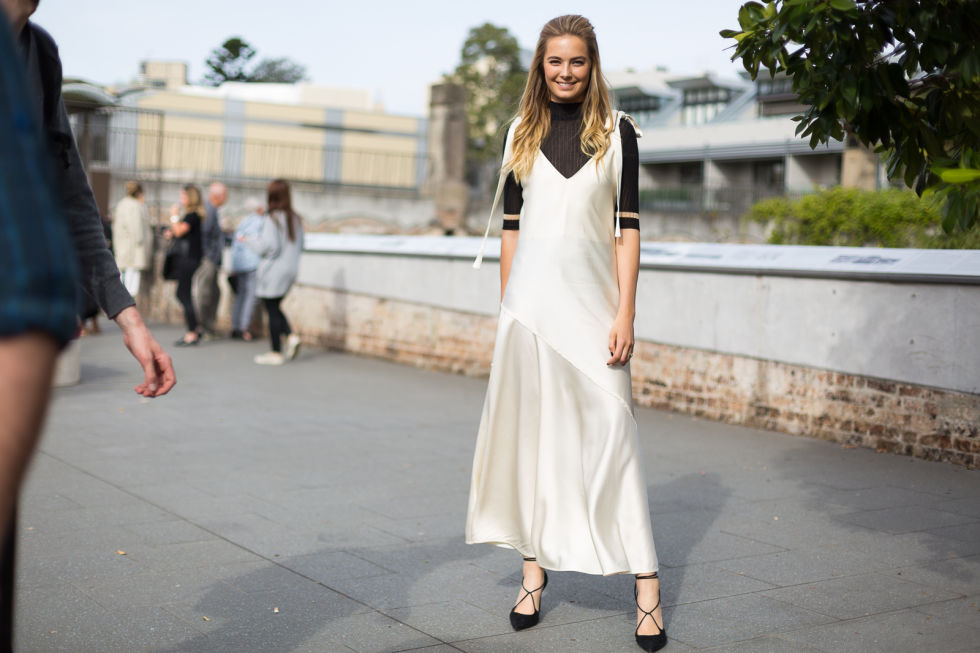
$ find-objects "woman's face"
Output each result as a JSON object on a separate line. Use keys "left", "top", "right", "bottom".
{"left": 543, "top": 35, "right": 591, "bottom": 104}
{"left": 179, "top": 189, "right": 188, "bottom": 208}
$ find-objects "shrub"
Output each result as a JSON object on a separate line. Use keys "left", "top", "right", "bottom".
{"left": 746, "top": 187, "right": 980, "bottom": 249}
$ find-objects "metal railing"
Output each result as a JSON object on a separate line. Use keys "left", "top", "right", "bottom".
{"left": 639, "top": 185, "right": 810, "bottom": 216}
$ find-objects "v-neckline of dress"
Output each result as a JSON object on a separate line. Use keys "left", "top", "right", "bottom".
{"left": 538, "top": 149, "right": 593, "bottom": 181}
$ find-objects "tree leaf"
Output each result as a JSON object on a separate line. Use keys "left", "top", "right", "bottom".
{"left": 936, "top": 168, "right": 980, "bottom": 184}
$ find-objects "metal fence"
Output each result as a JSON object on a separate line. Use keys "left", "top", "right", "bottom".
{"left": 639, "top": 184, "right": 810, "bottom": 217}
{"left": 73, "top": 109, "right": 428, "bottom": 193}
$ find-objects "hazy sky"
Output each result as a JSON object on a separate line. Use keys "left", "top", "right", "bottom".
{"left": 33, "top": 0, "right": 749, "bottom": 116}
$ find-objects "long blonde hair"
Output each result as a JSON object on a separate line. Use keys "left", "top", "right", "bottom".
{"left": 507, "top": 15, "right": 613, "bottom": 183}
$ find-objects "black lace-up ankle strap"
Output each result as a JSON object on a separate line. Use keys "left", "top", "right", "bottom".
{"left": 634, "top": 573, "right": 663, "bottom": 634}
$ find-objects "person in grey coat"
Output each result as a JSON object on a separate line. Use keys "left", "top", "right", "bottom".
{"left": 246, "top": 179, "right": 304, "bottom": 365}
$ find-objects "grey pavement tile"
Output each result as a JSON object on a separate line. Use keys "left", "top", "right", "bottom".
{"left": 16, "top": 544, "right": 144, "bottom": 587}
{"left": 385, "top": 599, "right": 511, "bottom": 642}
{"left": 662, "top": 594, "right": 835, "bottom": 649}
{"left": 934, "top": 498, "right": 980, "bottom": 520}
{"left": 356, "top": 490, "right": 468, "bottom": 521}
{"left": 17, "top": 522, "right": 143, "bottom": 560}
{"left": 280, "top": 550, "right": 391, "bottom": 584}
{"left": 821, "top": 485, "right": 952, "bottom": 512}
{"left": 716, "top": 547, "right": 880, "bottom": 586}
{"left": 330, "top": 563, "right": 517, "bottom": 612}
{"left": 836, "top": 505, "right": 977, "bottom": 534}
{"left": 453, "top": 613, "right": 695, "bottom": 653}
{"left": 122, "top": 538, "right": 261, "bottom": 571}
{"left": 216, "top": 560, "right": 317, "bottom": 594}
{"left": 655, "top": 563, "right": 776, "bottom": 607}
{"left": 126, "top": 482, "right": 221, "bottom": 510}
{"left": 914, "top": 595, "right": 980, "bottom": 630}
{"left": 817, "top": 528, "right": 980, "bottom": 569}
{"left": 102, "top": 605, "right": 206, "bottom": 651}
{"left": 19, "top": 491, "right": 84, "bottom": 513}
{"left": 18, "top": 502, "right": 176, "bottom": 535}
{"left": 759, "top": 572, "right": 962, "bottom": 620}
{"left": 374, "top": 513, "right": 472, "bottom": 543}
{"left": 701, "top": 634, "right": 828, "bottom": 653}
{"left": 649, "top": 511, "right": 786, "bottom": 568}
{"left": 779, "top": 608, "right": 980, "bottom": 653}
{"left": 14, "top": 582, "right": 129, "bottom": 653}
{"left": 382, "top": 646, "right": 461, "bottom": 653}
{"left": 122, "top": 519, "right": 215, "bottom": 546}
{"left": 312, "top": 523, "right": 414, "bottom": 549}
{"left": 299, "top": 610, "right": 442, "bottom": 653}
{"left": 71, "top": 565, "right": 241, "bottom": 610}
{"left": 195, "top": 512, "right": 329, "bottom": 558}
{"left": 885, "top": 555, "right": 980, "bottom": 597}
{"left": 925, "top": 521, "right": 980, "bottom": 545}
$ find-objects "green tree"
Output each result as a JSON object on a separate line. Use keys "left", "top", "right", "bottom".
{"left": 203, "top": 37, "right": 256, "bottom": 86}
{"left": 203, "top": 37, "right": 308, "bottom": 86}
{"left": 446, "top": 23, "right": 527, "bottom": 171}
{"left": 721, "top": 1, "right": 980, "bottom": 232}
{"left": 250, "top": 58, "right": 308, "bottom": 84}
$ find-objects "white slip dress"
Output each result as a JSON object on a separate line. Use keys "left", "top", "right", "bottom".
{"left": 466, "top": 112, "right": 658, "bottom": 576}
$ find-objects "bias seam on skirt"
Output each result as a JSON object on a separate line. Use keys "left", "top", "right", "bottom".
{"left": 499, "top": 303, "right": 637, "bottom": 423}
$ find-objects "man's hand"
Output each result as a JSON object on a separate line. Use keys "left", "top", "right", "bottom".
{"left": 114, "top": 306, "right": 176, "bottom": 397}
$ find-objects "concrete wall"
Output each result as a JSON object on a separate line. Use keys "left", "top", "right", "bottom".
{"left": 140, "top": 236, "right": 980, "bottom": 465}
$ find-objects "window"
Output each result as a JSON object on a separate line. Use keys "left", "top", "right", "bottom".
{"left": 618, "top": 94, "right": 661, "bottom": 125}
{"left": 680, "top": 86, "right": 732, "bottom": 125}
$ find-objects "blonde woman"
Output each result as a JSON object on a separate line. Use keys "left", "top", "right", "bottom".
{"left": 466, "top": 15, "right": 664, "bottom": 651}
{"left": 165, "top": 184, "right": 204, "bottom": 346}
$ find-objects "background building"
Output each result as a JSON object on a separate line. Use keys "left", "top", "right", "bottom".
{"left": 608, "top": 68, "right": 885, "bottom": 242}
{"left": 69, "top": 61, "right": 434, "bottom": 234}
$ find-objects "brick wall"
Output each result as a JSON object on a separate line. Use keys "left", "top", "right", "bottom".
{"left": 142, "top": 272, "right": 979, "bottom": 467}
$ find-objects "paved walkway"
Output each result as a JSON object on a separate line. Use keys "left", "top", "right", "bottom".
{"left": 15, "top": 324, "right": 980, "bottom": 652}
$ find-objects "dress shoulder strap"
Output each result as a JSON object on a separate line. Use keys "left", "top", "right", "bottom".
{"left": 473, "top": 117, "right": 521, "bottom": 270}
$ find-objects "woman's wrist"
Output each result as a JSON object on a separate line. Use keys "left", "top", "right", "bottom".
{"left": 616, "top": 306, "right": 636, "bottom": 320}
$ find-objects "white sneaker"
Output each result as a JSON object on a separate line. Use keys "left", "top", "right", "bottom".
{"left": 254, "top": 351, "right": 284, "bottom": 366}
{"left": 285, "top": 334, "right": 301, "bottom": 361}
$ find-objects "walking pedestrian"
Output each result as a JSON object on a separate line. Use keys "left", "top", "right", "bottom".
{"left": 246, "top": 179, "right": 303, "bottom": 365}
{"left": 0, "top": 5, "right": 174, "bottom": 649}
{"left": 229, "top": 197, "right": 265, "bottom": 341}
{"left": 465, "top": 15, "right": 665, "bottom": 651}
{"left": 112, "top": 181, "right": 152, "bottom": 297}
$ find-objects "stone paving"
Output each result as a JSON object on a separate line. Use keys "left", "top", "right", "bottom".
{"left": 14, "top": 324, "right": 980, "bottom": 652}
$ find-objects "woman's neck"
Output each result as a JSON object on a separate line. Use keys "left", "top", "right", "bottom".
{"left": 549, "top": 101, "right": 583, "bottom": 121}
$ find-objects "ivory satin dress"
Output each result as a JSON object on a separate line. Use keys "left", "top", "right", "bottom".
{"left": 466, "top": 110, "right": 658, "bottom": 576}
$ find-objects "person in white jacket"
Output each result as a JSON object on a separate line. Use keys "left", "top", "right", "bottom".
{"left": 112, "top": 181, "right": 152, "bottom": 296}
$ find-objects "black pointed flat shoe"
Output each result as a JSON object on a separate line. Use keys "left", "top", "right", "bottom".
{"left": 635, "top": 572, "right": 667, "bottom": 651}
{"left": 510, "top": 557, "right": 548, "bottom": 631}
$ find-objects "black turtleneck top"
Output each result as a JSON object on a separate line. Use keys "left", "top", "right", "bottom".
{"left": 502, "top": 102, "right": 640, "bottom": 231}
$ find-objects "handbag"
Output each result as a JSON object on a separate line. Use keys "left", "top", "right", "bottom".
{"left": 162, "top": 237, "right": 190, "bottom": 281}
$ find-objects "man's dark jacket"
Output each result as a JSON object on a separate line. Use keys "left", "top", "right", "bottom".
{"left": 21, "top": 22, "right": 133, "bottom": 318}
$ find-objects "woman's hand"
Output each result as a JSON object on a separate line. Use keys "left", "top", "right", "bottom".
{"left": 607, "top": 312, "right": 635, "bottom": 366}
